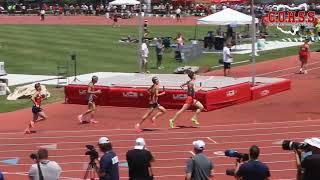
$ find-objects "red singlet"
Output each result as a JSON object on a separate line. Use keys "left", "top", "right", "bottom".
{"left": 34, "top": 94, "right": 42, "bottom": 106}
{"left": 299, "top": 44, "right": 309, "bottom": 59}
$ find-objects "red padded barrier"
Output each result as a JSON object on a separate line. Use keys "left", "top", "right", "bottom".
{"left": 205, "top": 82, "right": 252, "bottom": 111}
{"left": 106, "top": 88, "right": 149, "bottom": 107}
{"left": 64, "top": 80, "right": 290, "bottom": 111}
{"left": 251, "top": 79, "right": 291, "bottom": 100}
{"left": 64, "top": 85, "right": 109, "bottom": 105}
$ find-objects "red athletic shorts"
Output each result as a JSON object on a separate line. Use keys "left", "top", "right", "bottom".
{"left": 185, "top": 96, "right": 196, "bottom": 105}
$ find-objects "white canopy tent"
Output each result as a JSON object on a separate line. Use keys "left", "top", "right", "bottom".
{"left": 197, "top": 8, "right": 258, "bottom": 25}
{"left": 109, "top": 0, "right": 140, "bottom": 6}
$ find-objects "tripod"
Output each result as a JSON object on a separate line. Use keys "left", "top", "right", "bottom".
{"left": 83, "top": 159, "right": 98, "bottom": 180}
{"left": 71, "top": 52, "right": 80, "bottom": 82}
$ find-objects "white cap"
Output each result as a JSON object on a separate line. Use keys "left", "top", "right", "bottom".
{"left": 98, "top": 137, "right": 110, "bottom": 144}
{"left": 304, "top": 138, "right": 320, "bottom": 149}
{"left": 193, "top": 140, "right": 205, "bottom": 150}
{"left": 134, "top": 138, "right": 146, "bottom": 150}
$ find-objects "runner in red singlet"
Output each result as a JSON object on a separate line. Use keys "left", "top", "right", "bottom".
{"left": 78, "top": 76, "right": 101, "bottom": 124}
{"left": 169, "top": 71, "right": 204, "bottom": 128}
{"left": 299, "top": 39, "right": 310, "bottom": 74}
{"left": 25, "top": 83, "right": 47, "bottom": 134}
{"left": 135, "top": 77, "right": 166, "bottom": 132}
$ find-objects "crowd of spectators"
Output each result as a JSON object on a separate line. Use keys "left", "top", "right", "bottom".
{"left": 0, "top": 2, "right": 319, "bottom": 17}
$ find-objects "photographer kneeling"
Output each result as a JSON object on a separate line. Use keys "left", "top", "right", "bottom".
{"left": 294, "top": 138, "right": 320, "bottom": 180}
{"left": 96, "top": 137, "right": 119, "bottom": 180}
{"left": 235, "top": 145, "right": 270, "bottom": 180}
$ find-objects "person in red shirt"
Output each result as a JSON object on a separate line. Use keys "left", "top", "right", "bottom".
{"left": 299, "top": 39, "right": 310, "bottom": 74}
{"left": 25, "top": 83, "right": 47, "bottom": 134}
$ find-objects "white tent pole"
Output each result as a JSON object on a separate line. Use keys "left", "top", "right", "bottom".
{"left": 138, "top": 3, "right": 143, "bottom": 73}
{"left": 251, "top": 0, "right": 256, "bottom": 85}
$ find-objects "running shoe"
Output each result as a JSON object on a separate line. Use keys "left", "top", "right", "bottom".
{"left": 304, "top": 70, "right": 308, "bottom": 74}
{"left": 24, "top": 128, "right": 31, "bottom": 134}
{"left": 78, "top": 115, "right": 83, "bottom": 123}
{"left": 191, "top": 118, "right": 200, "bottom": 125}
{"left": 90, "top": 119, "right": 99, "bottom": 124}
{"left": 169, "top": 119, "right": 175, "bottom": 128}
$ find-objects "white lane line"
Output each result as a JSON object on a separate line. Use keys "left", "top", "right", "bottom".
{"left": 189, "top": 151, "right": 195, "bottom": 156}
{"left": 277, "top": 66, "right": 320, "bottom": 78}
{"left": 256, "top": 60, "right": 320, "bottom": 76}
{"left": 0, "top": 128, "right": 318, "bottom": 147}
{"left": 1, "top": 117, "right": 319, "bottom": 136}
{"left": 207, "top": 137, "right": 218, "bottom": 144}
{"left": 1, "top": 119, "right": 320, "bottom": 140}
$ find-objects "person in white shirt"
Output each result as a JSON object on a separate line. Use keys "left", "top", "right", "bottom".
{"left": 28, "top": 148, "right": 61, "bottom": 180}
{"left": 40, "top": 9, "right": 45, "bottom": 21}
{"left": 175, "top": 7, "right": 181, "bottom": 22}
{"left": 141, "top": 39, "right": 149, "bottom": 73}
{"left": 222, "top": 43, "right": 233, "bottom": 76}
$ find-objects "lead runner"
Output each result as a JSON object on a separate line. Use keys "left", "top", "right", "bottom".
{"left": 135, "top": 77, "right": 166, "bottom": 132}
{"left": 78, "top": 75, "right": 101, "bottom": 124}
{"left": 169, "top": 71, "right": 204, "bottom": 128}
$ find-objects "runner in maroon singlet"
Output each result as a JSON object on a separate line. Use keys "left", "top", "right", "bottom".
{"left": 299, "top": 39, "right": 310, "bottom": 74}
{"left": 25, "top": 83, "right": 47, "bottom": 134}
{"left": 169, "top": 71, "right": 204, "bottom": 128}
{"left": 135, "top": 77, "right": 166, "bottom": 132}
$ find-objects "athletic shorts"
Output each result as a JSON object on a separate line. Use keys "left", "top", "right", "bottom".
{"left": 185, "top": 96, "right": 196, "bottom": 105}
{"left": 224, "top": 62, "right": 231, "bottom": 69}
{"left": 150, "top": 102, "right": 159, "bottom": 109}
{"left": 32, "top": 106, "right": 42, "bottom": 114}
{"left": 299, "top": 55, "right": 308, "bottom": 63}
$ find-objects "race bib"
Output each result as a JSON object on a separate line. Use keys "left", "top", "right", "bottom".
{"left": 112, "top": 156, "right": 119, "bottom": 164}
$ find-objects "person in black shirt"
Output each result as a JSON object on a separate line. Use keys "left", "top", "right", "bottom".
{"left": 126, "top": 138, "right": 154, "bottom": 180}
{"left": 295, "top": 138, "right": 320, "bottom": 180}
{"left": 235, "top": 145, "right": 270, "bottom": 180}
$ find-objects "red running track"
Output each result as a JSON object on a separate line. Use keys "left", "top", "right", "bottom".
{"left": 0, "top": 52, "right": 320, "bottom": 179}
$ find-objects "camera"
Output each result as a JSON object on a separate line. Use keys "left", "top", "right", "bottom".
{"left": 282, "top": 140, "right": 307, "bottom": 150}
{"left": 225, "top": 149, "right": 249, "bottom": 176}
{"left": 85, "top": 145, "right": 99, "bottom": 161}
{"left": 30, "top": 153, "right": 38, "bottom": 160}
{"left": 225, "top": 149, "right": 249, "bottom": 161}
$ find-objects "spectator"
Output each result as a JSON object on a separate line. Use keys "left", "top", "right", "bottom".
{"left": 295, "top": 138, "right": 320, "bottom": 180}
{"left": 126, "top": 138, "right": 154, "bottom": 180}
{"left": 140, "top": 39, "right": 149, "bottom": 73}
{"left": 235, "top": 145, "right": 270, "bottom": 180}
{"left": 185, "top": 140, "right": 213, "bottom": 180}
{"left": 175, "top": 7, "right": 181, "bottom": 22}
{"left": 155, "top": 38, "right": 164, "bottom": 69}
{"left": 222, "top": 43, "right": 233, "bottom": 76}
{"left": 0, "top": 171, "right": 3, "bottom": 180}
{"left": 28, "top": 148, "right": 62, "bottom": 180}
{"left": 97, "top": 137, "right": 119, "bottom": 180}
{"left": 40, "top": 9, "right": 45, "bottom": 21}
